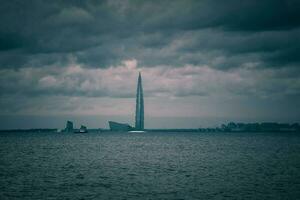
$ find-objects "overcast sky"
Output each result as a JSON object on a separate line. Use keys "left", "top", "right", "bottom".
{"left": 1, "top": 0, "right": 300, "bottom": 129}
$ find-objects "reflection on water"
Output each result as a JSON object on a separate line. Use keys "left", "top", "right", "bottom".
{"left": 0, "top": 132, "right": 300, "bottom": 199}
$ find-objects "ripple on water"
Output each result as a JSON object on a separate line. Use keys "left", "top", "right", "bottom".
{"left": 0, "top": 132, "right": 300, "bottom": 199}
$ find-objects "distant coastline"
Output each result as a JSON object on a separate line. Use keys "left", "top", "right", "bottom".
{"left": 0, "top": 122, "right": 299, "bottom": 133}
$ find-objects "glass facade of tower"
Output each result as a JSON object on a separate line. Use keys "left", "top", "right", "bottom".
{"left": 135, "top": 72, "right": 144, "bottom": 130}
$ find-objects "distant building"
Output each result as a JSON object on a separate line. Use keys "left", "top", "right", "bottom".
{"left": 108, "top": 72, "right": 145, "bottom": 131}
{"left": 65, "top": 121, "right": 74, "bottom": 133}
{"left": 109, "top": 121, "right": 133, "bottom": 131}
{"left": 135, "top": 72, "right": 144, "bottom": 130}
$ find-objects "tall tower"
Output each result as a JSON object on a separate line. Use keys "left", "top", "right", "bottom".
{"left": 135, "top": 72, "right": 144, "bottom": 130}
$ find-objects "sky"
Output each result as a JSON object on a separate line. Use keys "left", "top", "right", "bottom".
{"left": 0, "top": 0, "right": 300, "bottom": 129}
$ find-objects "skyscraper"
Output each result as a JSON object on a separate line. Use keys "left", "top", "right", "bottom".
{"left": 135, "top": 72, "right": 144, "bottom": 130}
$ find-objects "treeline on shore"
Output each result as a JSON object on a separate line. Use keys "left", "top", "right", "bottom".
{"left": 218, "top": 122, "right": 300, "bottom": 132}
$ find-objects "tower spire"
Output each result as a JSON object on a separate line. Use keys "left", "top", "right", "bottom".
{"left": 135, "top": 72, "right": 144, "bottom": 130}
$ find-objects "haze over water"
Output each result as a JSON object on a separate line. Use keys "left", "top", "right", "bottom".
{"left": 1, "top": 131, "right": 300, "bottom": 199}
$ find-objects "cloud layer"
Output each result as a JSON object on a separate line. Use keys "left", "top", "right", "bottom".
{"left": 1, "top": 0, "right": 300, "bottom": 69}
{"left": 0, "top": 0, "right": 300, "bottom": 127}
{"left": 1, "top": 58, "right": 299, "bottom": 99}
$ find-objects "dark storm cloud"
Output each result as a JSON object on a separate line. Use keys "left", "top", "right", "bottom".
{"left": 0, "top": 0, "right": 300, "bottom": 128}
{"left": 0, "top": 0, "right": 299, "bottom": 69}
{"left": 0, "top": 0, "right": 300, "bottom": 110}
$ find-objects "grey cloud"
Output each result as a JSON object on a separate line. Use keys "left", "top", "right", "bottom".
{"left": 0, "top": 0, "right": 300, "bottom": 118}
{"left": 0, "top": 0, "right": 299, "bottom": 70}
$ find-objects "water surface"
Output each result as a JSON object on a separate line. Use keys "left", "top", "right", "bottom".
{"left": 0, "top": 132, "right": 300, "bottom": 199}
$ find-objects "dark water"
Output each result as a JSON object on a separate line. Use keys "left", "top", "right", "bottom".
{"left": 0, "top": 132, "right": 300, "bottom": 200}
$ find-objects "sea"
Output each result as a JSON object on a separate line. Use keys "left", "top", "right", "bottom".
{"left": 0, "top": 131, "right": 300, "bottom": 200}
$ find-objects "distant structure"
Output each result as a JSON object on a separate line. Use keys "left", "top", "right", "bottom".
{"left": 78, "top": 125, "right": 88, "bottom": 133}
{"left": 73, "top": 124, "right": 88, "bottom": 133}
{"left": 63, "top": 121, "right": 88, "bottom": 133}
{"left": 109, "top": 121, "right": 133, "bottom": 131}
{"left": 135, "top": 72, "right": 144, "bottom": 130}
{"left": 65, "top": 121, "right": 74, "bottom": 133}
{"left": 108, "top": 72, "right": 145, "bottom": 131}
